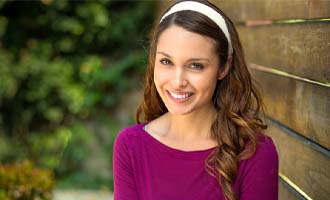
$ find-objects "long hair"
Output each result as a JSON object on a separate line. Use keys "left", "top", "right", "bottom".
{"left": 135, "top": 1, "right": 267, "bottom": 199}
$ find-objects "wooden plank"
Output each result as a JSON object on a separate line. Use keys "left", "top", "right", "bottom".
{"left": 210, "top": 0, "right": 330, "bottom": 21}
{"left": 157, "top": 1, "right": 175, "bottom": 19}
{"left": 266, "top": 121, "right": 330, "bottom": 200}
{"left": 309, "top": 0, "right": 330, "bottom": 19}
{"left": 237, "top": 22, "right": 330, "bottom": 83}
{"left": 279, "top": 173, "right": 314, "bottom": 200}
{"left": 159, "top": 1, "right": 330, "bottom": 21}
{"left": 250, "top": 68, "right": 330, "bottom": 148}
{"left": 279, "top": 179, "right": 302, "bottom": 200}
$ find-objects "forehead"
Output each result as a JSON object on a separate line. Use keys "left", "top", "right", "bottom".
{"left": 156, "top": 25, "right": 217, "bottom": 58}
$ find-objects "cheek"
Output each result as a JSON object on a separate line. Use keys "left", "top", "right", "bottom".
{"left": 193, "top": 75, "right": 218, "bottom": 95}
{"left": 202, "top": 80, "right": 218, "bottom": 95}
{"left": 153, "top": 65, "right": 166, "bottom": 93}
{"left": 154, "top": 65, "right": 169, "bottom": 86}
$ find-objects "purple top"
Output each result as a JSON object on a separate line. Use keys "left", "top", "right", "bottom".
{"left": 113, "top": 123, "right": 278, "bottom": 200}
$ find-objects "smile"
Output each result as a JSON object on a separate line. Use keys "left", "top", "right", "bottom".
{"left": 168, "top": 91, "right": 193, "bottom": 100}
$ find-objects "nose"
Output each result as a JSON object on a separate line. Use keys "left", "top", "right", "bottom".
{"left": 172, "top": 68, "right": 188, "bottom": 88}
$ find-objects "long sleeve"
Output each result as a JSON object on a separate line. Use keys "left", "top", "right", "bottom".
{"left": 113, "top": 130, "right": 139, "bottom": 200}
{"left": 239, "top": 137, "right": 279, "bottom": 200}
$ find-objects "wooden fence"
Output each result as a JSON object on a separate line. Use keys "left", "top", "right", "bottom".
{"left": 159, "top": 1, "right": 330, "bottom": 199}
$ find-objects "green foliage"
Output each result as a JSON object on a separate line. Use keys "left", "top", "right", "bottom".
{"left": 0, "top": 0, "right": 156, "bottom": 189}
{"left": 56, "top": 170, "right": 113, "bottom": 190}
{"left": 54, "top": 122, "right": 92, "bottom": 175}
{"left": 0, "top": 160, "right": 54, "bottom": 200}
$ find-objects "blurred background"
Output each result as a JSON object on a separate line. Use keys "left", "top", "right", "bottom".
{"left": 0, "top": 0, "right": 157, "bottom": 199}
{"left": 1, "top": 0, "right": 329, "bottom": 200}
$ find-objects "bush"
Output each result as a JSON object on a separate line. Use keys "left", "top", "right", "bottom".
{"left": 0, "top": 0, "right": 157, "bottom": 187}
{"left": 0, "top": 160, "right": 54, "bottom": 200}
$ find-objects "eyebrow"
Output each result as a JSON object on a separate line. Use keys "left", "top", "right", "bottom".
{"left": 157, "top": 51, "right": 210, "bottom": 63}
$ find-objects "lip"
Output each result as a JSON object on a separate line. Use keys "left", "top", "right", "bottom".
{"left": 166, "top": 90, "right": 194, "bottom": 103}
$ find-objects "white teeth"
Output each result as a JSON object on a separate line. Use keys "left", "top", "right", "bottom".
{"left": 169, "top": 92, "right": 191, "bottom": 100}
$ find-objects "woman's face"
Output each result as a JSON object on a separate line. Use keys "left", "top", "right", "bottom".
{"left": 154, "top": 25, "right": 221, "bottom": 116}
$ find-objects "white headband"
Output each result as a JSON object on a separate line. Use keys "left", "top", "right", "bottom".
{"left": 160, "top": 1, "right": 233, "bottom": 55}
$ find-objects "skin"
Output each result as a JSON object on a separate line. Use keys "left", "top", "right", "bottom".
{"left": 146, "top": 25, "right": 228, "bottom": 151}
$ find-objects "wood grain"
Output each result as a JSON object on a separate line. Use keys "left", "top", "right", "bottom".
{"left": 279, "top": 180, "right": 302, "bottom": 200}
{"left": 237, "top": 22, "right": 330, "bottom": 83}
{"left": 159, "top": 1, "right": 330, "bottom": 21}
{"left": 210, "top": 0, "right": 330, "bottom": 21}
{"left": 250, "top": 68, "right": 330, "bottom": 148}
{"left": 157, "top": 1, "right": 175, "bottom": 19}
{"left": 266, "top": 121, "right": 330, "bottom": 200}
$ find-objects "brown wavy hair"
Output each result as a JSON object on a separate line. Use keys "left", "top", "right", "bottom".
{"left": 135, "top": 1, "right": 267, "bottom": 200}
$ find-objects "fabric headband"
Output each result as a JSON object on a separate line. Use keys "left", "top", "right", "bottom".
{"left": 160, "top": 1, "right": 233, "bottom": 56}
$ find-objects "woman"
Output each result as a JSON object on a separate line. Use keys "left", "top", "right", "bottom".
{"left": 113, "top": 1, "right": 278, "bottom": 200}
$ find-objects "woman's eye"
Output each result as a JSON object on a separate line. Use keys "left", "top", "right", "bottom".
{"left": 160, "top": 58, "right": 172, "bottom": 65}
{"left": 190, "top": 63, "right": 204, "bottom": 70}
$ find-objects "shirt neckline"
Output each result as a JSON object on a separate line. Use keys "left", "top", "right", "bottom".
{"left": 138, "top": 123, "right": 217, "bottom": 159}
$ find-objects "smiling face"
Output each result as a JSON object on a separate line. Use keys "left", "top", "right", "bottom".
{"left": 154, "top": 25, "right": 221, "bottom": 116}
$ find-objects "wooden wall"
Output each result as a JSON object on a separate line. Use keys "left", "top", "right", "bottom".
{"left": 159, "top": 1, "right": 330, "bottom": 199}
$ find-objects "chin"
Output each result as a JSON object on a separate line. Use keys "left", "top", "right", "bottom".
{"left": 166, "top": 106, "right": 194, "bottom": 116}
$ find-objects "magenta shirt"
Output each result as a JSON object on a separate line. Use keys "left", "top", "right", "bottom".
{"left": 113, "top": 123, "right": 278, "bottom": 200}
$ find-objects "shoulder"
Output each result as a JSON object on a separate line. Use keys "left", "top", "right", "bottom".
{"left": 240, "top": 134, "right": 278, "bottom": 172}
{"left": 236, "top": 134, "right": 279, "bottom": 199}
{"left": 117, "top": 123, "right": 145, "bottom": 138}
{"left": 114, "top": 123, "right": 145, "bottom": 150}
{"left": 254, "top": 134, "right": 278, "bottom": 160}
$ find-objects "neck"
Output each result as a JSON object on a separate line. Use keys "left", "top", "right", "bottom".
{"left": 166, "top": 104, "right": 217, "bottom": 141}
